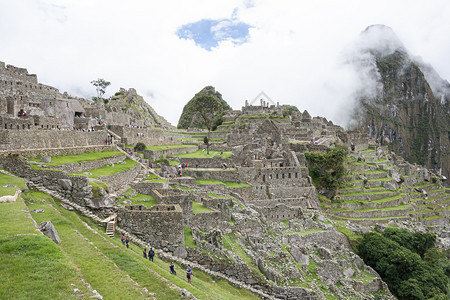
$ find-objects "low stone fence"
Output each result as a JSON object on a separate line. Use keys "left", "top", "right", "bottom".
{"left": 177, "top": 158, "right": 232, "bottom": 169}
{"left": 99, "top": 164, "right": 142, "bottom": 192}
{"left": 134, "top": 181, "right": 167, "bottom": 194}
{"left": 143, "top": 145, "right": 198, "bottom": 159}
{"left": 183, "top": 169, "right": 239, "bottom": 182}
{"left": 166, "top": 177, "right": 196, "bottom": 186}
{"left": 44, "top": 154, "right": 126, "bottom": 173}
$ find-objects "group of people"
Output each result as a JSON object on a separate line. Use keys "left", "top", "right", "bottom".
{"left": 143, "top": 247, "right": 155, "bottom": 261}
{"left": 136, "top": 132, "right": 145, "bottom": 137}
{"left": 105, "top": 133, "right": 113, "bottom": 145}
{"left": 121, "top": 234, "right": 194, "bottom": 283}
{"left": 17, "top": 109, "right": 27, "bottom": 117}
{"left": 121, "top": 234, "right": 130, "bottom": 248}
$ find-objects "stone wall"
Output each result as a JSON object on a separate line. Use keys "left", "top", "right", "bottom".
{"left": 152, "top": 188, "right": 193, "bottom": 226}
{"left": 183, "top": 169, "right": 240, "bottom": 182}
{"left": 191, "top": 211, "right": 222, "bottom": 231}
{"left": 0, "top": 157, "right": 92, "bottom": 206}
{"left": 0, "top": 130, "right": 107, "bottom": 150}
{"left": 3, "top": 145, "right": 115, "bottom": 158}
{"left": 143, "top": 145, "right": 198, "bottom": 159}
{"left": 109, "top": 125, "right": 181, "bottom": 146}
{"left": 99, "top": 164, "right": 142, "bottom": 192}
{"left": 117, "top": 204, "right": 185, "bottom": 256}
{"left": 255, "top": 204, "right": 302, "bottom": 222}
{"left": 177, "top": 157, "right": 233, "bottom": 169}
{"left": 134, "top": 181, "right": 168, "bottom": 194}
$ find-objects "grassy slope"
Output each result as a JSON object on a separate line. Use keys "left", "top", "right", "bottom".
{"left": 0, "top": 191, "right": 90, "bottom": 299}
{"left": 7, "top": 188, "right": 259, "bottom": 299}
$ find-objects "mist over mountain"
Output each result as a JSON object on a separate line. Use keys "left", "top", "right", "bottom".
{"left": 344, "top": 25, "right": 450, "bottom": 179}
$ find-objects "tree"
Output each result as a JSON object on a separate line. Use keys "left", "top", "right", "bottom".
{"left": 191, "top": 95, "right": 223, "bottom": 154}
{"left": 91, "top": 78, "right": 111, "bottom": 102}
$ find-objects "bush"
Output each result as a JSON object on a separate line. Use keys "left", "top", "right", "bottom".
{"left": 155, "top": 155, "right": 169, "bottom": 166}
{"left": 134, "top": 142, "right": 146, "bottom": 152}
{"left": 357, "top": 230, "right": 448, "bottom": 299}
{"left": 305, "top": 147, "right": 348, "bottom": 198}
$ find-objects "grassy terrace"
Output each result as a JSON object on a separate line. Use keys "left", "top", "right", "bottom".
{"left": 120, "top": 189, "right": 158, "bottom": 208}
{"left": 193, "top": 201, "right": 214, "bottom": 214}
{"left": 196, "top": 179, "right": 251, "bottom": 187}
{"left": 0, "top": 171, "right": 27, "bottom": 192}
{"left": 28, "top": 151, "right": 123, "bottom": 166}
{"left": 174, "top": 149, "right": 232, "bottom": 159}
{"left": 332, "top": 194, "right": 404, "bottom": 205}
{"left": 11, "top": 189, "right": 258, "bottom": 299}
{"left": 0, "top": 191, "right": 91, "bottom": 299}
{"left": 70, "top": 158, "right": 138, "bottom": 178}
{"left": 125, "top": 144, "right": 197, "bottom": 151}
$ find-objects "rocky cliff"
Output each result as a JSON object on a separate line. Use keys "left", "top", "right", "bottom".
{"left": 350, "top": 25, "right": 450, "bottom": 181}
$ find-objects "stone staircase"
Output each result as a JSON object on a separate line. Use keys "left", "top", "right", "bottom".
{"left": 103, "top": 214, "right": 117, "bottom": 238}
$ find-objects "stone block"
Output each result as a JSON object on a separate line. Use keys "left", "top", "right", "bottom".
{"left": 58, "top": 179, "right": 72, "bottom": 190}
{"left": 40, "top": 156, "right": 51, "bottom": 163}
{"left": 39, "top": 221, "right": 61, "bottom": 243}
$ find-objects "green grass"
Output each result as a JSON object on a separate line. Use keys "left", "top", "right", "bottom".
{"left": 0, "top": 172, "right": 28, "bottom": 190}
{"left": 71, "top": 158, "right": 139, "bottom": 178}
{"left": 0, "top": 187, "right": 17, "bottom": 197}
{"left": 184, "top": 227, "right": 198, "bottom": 248}
{"left": 286, "top": 228, "right": 325, "bottom": 236}
{"left": 196, "top": 179, "right": 225, "bottom": 185}
{"left": 193, "top": 201, "right": 214, "bottom": 214}
{"left": 121, "top": 189, "right": 158, "bottom": 208}
{"left": 174, "top": 149, "right": 232, "bottom": 159}
{"left": 0, "top": 194, "right": 87, "bottom": 299}
{"left": 224, "top": 181, "right": 251, "bottom": 188}
{"left": 222, "top": 233, "right": 265, "bottom": 281}
{"left": 143, "top": 173, "right": 159, "bottom": 180}
{"left": 141, "top": 144, "right": 197, "bottom": 151}
{"left": 28, "top": 151, "right": 123, "bottom": 166}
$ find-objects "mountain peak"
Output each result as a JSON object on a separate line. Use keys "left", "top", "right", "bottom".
{"left": 359, "top": 24, "right": 405, "bottom": 57}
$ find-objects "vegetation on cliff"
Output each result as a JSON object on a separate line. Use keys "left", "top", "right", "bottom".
{"left": 357, "top": 228, "right": 448, "bottom": 299}
{"left": 177, "top": 86, "right": 232, "bottom": 130}
{"left": 305, "top": 146, "right": 348, "bottom": 198}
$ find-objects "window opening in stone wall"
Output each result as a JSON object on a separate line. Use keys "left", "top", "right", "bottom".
{"left": 295, "top": 173, "right": 298, "bottom": 178}
{"left": 282, "top": 174, "right": 285, "bottom": 179}
{"left": 276, "top": 174, "right": 278, "bottom": 179}
{"left": 288, "top": 173, "right": 291, "bottom": 178}
{"left": 4, "top": 124, "right": 6, "bottom": 129}
{"left": 17, "top": 125, "right": 19, "bottom": 129}
{"left": 28, "top": 124, "right": 31, "bottom": 129}
{"left": 263, "top": 174, "right": 265, "bottom": 182}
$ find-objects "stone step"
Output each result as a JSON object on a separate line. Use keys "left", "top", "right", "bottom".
{"left": 337, "top": 191, "right": 399, "bottom": 202}
{"left": 332, "top": 195, "right": 405, "bottom": 210}
{"left": 332, "top": 215, "right": 410, "bottom": 226}
{"left": 332, "top": 206, "right": 410, "bottom": 219}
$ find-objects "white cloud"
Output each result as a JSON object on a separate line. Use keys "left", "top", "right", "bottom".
{"left": 0, "top": 0, "right": 449, "bottom": 127}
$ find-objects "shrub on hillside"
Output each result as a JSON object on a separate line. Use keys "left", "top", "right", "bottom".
{"left": 134, "top": 142, "right": 146, "bottom": 152}
{"left": 357, "top": 230, "right": 448, "bottom": 299}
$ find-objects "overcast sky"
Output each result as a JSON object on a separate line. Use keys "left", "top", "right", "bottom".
{"left": 1, "top": 0, "right": 449, "bottom": 127}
